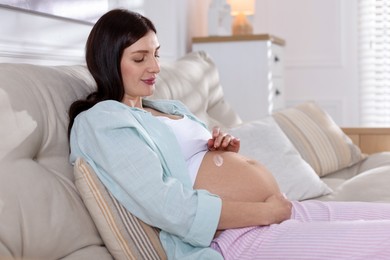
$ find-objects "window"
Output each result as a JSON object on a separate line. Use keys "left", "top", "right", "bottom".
{"left": 2, "top": 0, "right": 145, "bottom": 23}
{"left": 360, "top": 0, "right": 390, "bottom": 126}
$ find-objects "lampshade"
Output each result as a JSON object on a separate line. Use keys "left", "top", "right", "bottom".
{"left": 227, "top": 0, "right": 255, "bottom": 16}
{"left": 227, "top": 0, "right": 255, "bottom": 35}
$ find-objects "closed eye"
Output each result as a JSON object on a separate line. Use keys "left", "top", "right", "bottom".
{"left": 134, "top": 57, "right": 145, "bottom": 63}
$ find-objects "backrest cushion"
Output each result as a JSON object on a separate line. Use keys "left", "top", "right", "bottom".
{"left": 0, "top": 64, "right": 112, "bottom": 259}
{"left": 151, "top": 51, "right": 242, "bottom": 129}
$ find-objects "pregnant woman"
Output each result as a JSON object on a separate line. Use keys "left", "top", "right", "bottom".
{"left": 68, "top": 9, "right": 390, "bottom": 260}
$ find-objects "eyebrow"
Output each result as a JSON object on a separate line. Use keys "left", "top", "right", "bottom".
{"left": 131, "top": 46, "right": 160, "bottom": 54}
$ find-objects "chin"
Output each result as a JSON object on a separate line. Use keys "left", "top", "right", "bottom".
{"left": 147, "top": 86, "right": 155, "bottom": 95}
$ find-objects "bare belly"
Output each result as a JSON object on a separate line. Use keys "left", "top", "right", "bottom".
{"left": 193, "top": 151, "right": 281, "bottom": 202}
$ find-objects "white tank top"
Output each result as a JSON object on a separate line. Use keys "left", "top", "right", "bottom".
{"left": 157, "top": 115, "right": 210, "bottom": 185}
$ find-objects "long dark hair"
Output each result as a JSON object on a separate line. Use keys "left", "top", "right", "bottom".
{"left": 68, "top": 9, "right": 156, "bottom": 137}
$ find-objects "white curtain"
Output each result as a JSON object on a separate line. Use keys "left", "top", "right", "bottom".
{"left": 360, "top": 0, "right": 390, "bottom": 126}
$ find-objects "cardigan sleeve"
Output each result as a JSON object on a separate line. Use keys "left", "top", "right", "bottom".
{"left": 69, "top": 101, "right": 222, "bottom": 247}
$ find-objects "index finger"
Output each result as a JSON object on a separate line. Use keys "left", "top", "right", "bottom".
{"left": 212, "top": 126, "right": 220, "bottom": 138}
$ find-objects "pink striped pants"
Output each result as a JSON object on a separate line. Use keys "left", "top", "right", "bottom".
{"left": 211, "top": 200, "right": 390, "bottom": 259}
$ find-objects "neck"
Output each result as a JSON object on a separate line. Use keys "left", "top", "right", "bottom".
{"left": 122, "top": 97, "right": 143, "bottom": 109}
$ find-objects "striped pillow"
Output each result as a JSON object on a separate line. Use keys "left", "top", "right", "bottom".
{"left": 273, "top": 102, "right": 366, "bottom": 177}
{"left": 73, "top": 157, "right": 167, "bottom": 260}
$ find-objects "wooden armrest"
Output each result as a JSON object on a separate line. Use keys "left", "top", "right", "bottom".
{"left": 342, "top": 127, "right": 390, "bottom": 154}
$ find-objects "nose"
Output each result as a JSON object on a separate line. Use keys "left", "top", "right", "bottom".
{"left": 148, "top": 56, "right": 160, "bottom": 74}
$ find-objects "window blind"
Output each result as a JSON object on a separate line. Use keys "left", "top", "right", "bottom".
{"left": 360, "top": 0, "right": 390, "bottom": 126}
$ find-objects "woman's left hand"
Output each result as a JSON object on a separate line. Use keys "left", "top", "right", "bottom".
{"left": 208, "top": 126, "right": 240, "bottom": 153}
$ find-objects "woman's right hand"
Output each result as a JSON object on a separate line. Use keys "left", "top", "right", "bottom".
{"left": 263, "top": 193, "right": 293, "bottom": 225}
{"left": 217, "top": 194, "right": 292, "bottom": 231}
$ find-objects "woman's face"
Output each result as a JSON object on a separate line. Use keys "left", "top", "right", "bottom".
{"left": 120, "top": 31, "right": 160, "bottom": 107}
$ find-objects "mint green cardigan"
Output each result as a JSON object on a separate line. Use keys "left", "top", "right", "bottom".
{"left": 70, "top": 99, "right": 223, "bottom": 259}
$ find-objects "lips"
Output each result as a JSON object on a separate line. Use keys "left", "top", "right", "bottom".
{"left": 142, "top": 77, "right": 156, "bottom": 85}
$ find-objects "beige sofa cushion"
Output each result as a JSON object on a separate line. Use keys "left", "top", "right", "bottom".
{"left": 151, "top": 51, "right": 242, "bottom": 129}
{"left": 74, "top": 158, "right": 167, "bottom": 260}
{"left": 0, "top": 64, "right": 111, "bottom": 259}
{"left": 319, "top": 152, "right": 390, "bottom": 202}
{"left": 320, "top": 164, "right": 390, "bottom": 202}
{"left": 273, "top": 102, "right": 366, "bottom": 177}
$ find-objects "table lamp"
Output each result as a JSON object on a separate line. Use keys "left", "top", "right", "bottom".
{"left": 227, "top": 0, "right": 255, "bottom": 35}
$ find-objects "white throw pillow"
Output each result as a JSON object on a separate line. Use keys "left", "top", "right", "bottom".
{"left": 229, "top": 117, "right": 332, "bottom": 201}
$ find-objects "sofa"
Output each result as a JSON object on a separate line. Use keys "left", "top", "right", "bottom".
{"left": 1, "top": 51, "right": 390, "bottom": 259}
